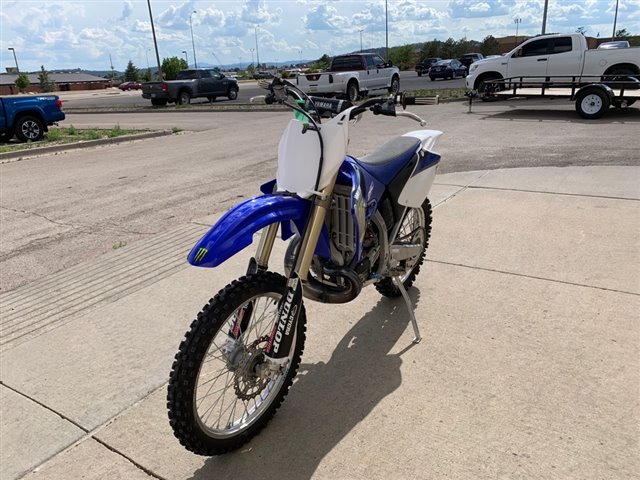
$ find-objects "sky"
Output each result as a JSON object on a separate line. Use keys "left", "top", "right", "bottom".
{"left": 1, "top": 0, "right": 639, "bottom": 72}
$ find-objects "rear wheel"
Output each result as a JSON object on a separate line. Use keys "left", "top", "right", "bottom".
{"left": 178, "top": 91, "right": 191, "bottom": 105}
{"left": 167, "top": 272, "right": 306, "bottom": 455}
{"left": 576, "top": 88, "right": 610, "bottom": 119}
{"left": 376, "top": 200, "right": 432, "bottom": 298}
{"left": 346, "top": 81, "right": 359, "bottom": 102}
{"left": 15, "top": 115, "right": 45, "bottom": 142}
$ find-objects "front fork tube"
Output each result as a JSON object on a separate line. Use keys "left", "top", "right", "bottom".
{"left": 264, "top": 180, "right": 336, "bottom": 361}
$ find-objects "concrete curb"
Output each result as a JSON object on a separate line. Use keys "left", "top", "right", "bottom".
{"left": 0, "top": 130, "right": 173, "bottom": 163}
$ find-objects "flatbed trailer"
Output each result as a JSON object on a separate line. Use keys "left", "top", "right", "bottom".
{"left": 467, "top": 75, "right": 640, "bottom": 119}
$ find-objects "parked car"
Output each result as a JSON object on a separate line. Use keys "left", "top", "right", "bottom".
{"left": 0, "top": 95, "right": 65, "bottom": 142}
{"left": 118, "top": 81, "right": 142, "bottom": 91}
{"left": 458, "top": 53, "right": 485, "bottom": 69}
{"left": 466, "top": 33, "right": 640, "bottom": 92}
{"left": 253, "top": 71, "right": 274, "bottom": 80}
{"left": 415, "top": 57, "right": 442, "bottom": 76}
{"left": 296, "top": 53, "right": 400, "bottom": 101}
{"left": 141, "top": 69, "right": 239, "bottom": 106}
{"left": 429, "top": 59, "right": 467, "bottom": 80}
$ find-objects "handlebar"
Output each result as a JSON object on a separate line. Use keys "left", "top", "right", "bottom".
{"left": 259, "top": 77, "right": 426, "bottom": 126}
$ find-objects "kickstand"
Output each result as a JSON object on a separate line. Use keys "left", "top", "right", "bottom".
{"left": 392, "top": 277, "right": 421, "bottom": 344}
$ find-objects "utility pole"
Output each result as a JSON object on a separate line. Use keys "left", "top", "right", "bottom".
{"left": 359, "top": 29, "right": 364, "bottom": 53}
{"left": 255, "top": 26, "right": 260, "bottom": 69}
{"left": 147, "top": 0, "right": 163, "bottom": 80}
{"left": 189, "top": 10, "right": 198, "bottom": 68}
{"left": 541, "top": 0, "right": 549, "bottom": 34}
{"left": 385, "top": 0, "right": 389, "bottom": 61}
{"left": 612, "top": 0, "right": 620, "bottom": 41}
{"left": 514, "top": 18, "right": 522, "bottom": 47}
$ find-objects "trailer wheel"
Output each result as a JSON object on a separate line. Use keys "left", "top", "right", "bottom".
{"left": 575, "top": 88, "right": 610, "bottom": 119}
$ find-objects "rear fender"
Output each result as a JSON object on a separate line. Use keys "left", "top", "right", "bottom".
{"left": 188, "top": 194, "right": 331, "bottom": 267}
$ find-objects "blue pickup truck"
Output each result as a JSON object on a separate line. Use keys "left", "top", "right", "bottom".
{"left": 0, "top": 95, "right": 65, "bottom": 142}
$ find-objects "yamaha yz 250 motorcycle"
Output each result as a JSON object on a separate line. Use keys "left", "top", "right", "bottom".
{"left": 167, "top": 77, "right": 443, "bottom": 455}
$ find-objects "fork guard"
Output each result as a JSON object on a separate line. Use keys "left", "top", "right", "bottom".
{"left": 188, "top": 194, "right": 331, "bottom": 268}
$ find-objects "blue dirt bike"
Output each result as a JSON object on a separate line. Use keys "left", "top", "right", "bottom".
{"left": 167, "top": 77, "right": 443, "bottom": 455}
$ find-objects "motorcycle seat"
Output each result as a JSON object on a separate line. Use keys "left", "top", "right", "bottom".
{"left": 356, "top": 136, "right": 420, "bottom": 182}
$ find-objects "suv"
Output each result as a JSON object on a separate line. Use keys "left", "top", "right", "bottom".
{"left": 415, "top": 58, "right": 441, "bottom": 76}
{"left": 458, "top": 53, "right": 484, "bottom": 69}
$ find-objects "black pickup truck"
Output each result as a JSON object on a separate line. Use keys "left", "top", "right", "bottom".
{"left": 142, "top": 69, "right": 239, "bottom": 106}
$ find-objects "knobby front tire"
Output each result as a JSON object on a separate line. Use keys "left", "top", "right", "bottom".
{"left": 167, "top": 271, "right": 306, "bottom": 455}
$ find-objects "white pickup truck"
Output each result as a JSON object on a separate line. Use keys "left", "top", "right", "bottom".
{"left": 296, "top": 53, "right": 400, "bottom": 102}
{"left": 466, "top": 33, "right": 640, "bottom": 92}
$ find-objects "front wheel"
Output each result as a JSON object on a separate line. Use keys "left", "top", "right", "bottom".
{"left": 376, "top": 199, "right": 432, "bottom": 298}
{"left": 388, "top": 75, "right": 400, "bottom": 94}
{"left": 227, "top": 87, "right": 238, "bottom": 100}
{"left": 167, "top": 271, "right": 306, "bottom": 456}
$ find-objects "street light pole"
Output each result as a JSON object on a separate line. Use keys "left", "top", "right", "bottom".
{"left": 7, "top": 47, "right": 19, "bottom": 72}
{"left": 514, "top": 18, "right": 522, "bottom": 47}
{"left": 359, "top": 29, "right": 364, "bottom": 53}
{"left": 541, "top": 0, "right": 549, "bottom": 34}
{"left": 189, "top": 10, "right": 198, "bottom": 68}
{"left": 182, "top": 50, "right": 189, "bottom": 66}
{"left": 146, "top": 0, "right": 163, "bottom": 80}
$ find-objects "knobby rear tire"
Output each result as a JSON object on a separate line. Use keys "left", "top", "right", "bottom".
{"left": 376, "top": 199, "right": 432, "bottom": 298}
{"left": 167, "top": 271, "right": 306, "bottom": 455}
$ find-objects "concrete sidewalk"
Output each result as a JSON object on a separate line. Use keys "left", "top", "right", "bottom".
{"left": 1, "top": 166, "right": 638, "bottom": 480}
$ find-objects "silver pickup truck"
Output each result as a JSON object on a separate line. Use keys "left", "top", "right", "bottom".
{"left": 296, "top": 53, "right": 400, "bottom": 102}
{"left": 142, "top": 69, "right": 239, "bottom": 106}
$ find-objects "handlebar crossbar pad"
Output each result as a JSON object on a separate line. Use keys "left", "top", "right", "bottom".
{"left": 307, "top": 97, "right": 352, "bottom": 116}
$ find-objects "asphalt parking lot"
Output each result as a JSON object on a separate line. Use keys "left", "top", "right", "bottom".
{"left": 1, "top": 96, "right": 638, "bottom": 480}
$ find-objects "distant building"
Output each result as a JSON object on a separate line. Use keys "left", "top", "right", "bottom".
{"left": 0, "top": 72, "right": 109, "bottom": 95}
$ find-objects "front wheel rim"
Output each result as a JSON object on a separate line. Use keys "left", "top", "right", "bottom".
{"left": 581, "top": 94, "right": 602, "bottom": 115}
{"left": 193, "top": 292, "right": 293, "bottom": 438}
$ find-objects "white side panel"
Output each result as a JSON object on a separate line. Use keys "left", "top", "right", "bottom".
{"left": 398, "top": 165, "right": 438, "bottom": 208}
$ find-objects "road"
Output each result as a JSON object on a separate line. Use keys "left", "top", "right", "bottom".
{"left": 60, "top": 71, "right": 465, "bottom": 108}
{"left": 1, "top": 100, "right": 638, "bottom": 293}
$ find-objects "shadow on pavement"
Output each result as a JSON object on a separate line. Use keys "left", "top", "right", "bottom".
{"left": 187, "top": 289, "right": 421, "bottom": 480}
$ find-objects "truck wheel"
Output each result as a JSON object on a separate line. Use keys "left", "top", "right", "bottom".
{"left": 477, "top": 74, "right": 503, "bottom": 102}
{"left": 346, "top": 81, "right": 359, "bottom": 102}
{"left": 15, "top": 115, "right": 45, "bottom": 142}
{"left": 429, "top": 76, "right": 435, "bottom": 81}
{"left": 178, "top": 91, "right": 191, "bottom": 105}
{"left": 227, "top": 86, "right": 238, "bottom": 101}
{"left": 151, "top": 99, "right": 168, "bottom": 106}
{"left": 575, "top": 88, "right": 610, "bottom": 119}
{"left": 388, "top": 75, "right": 400, "bottom": 94}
